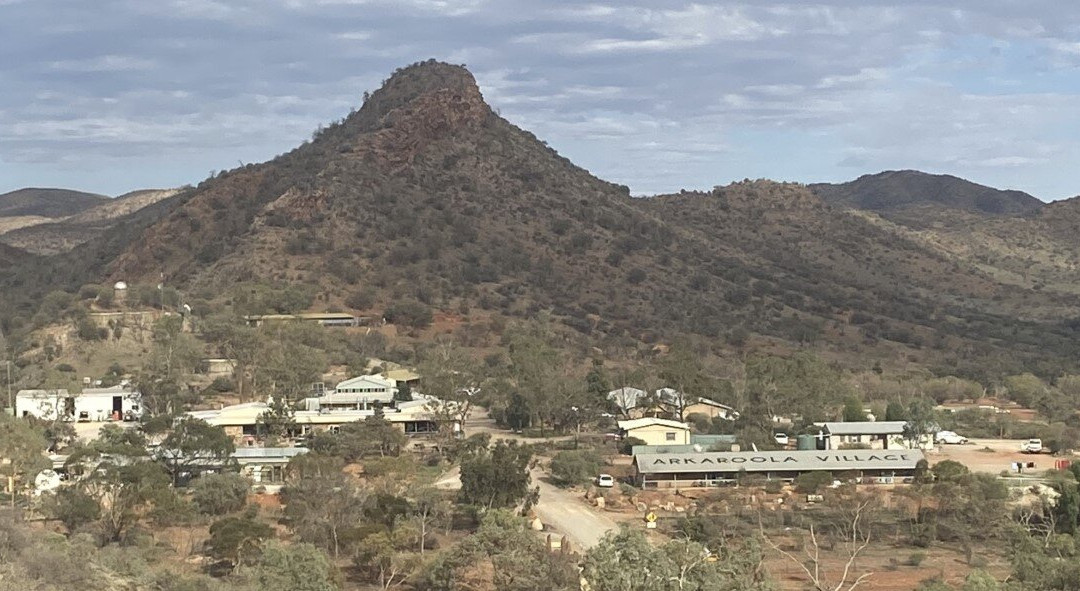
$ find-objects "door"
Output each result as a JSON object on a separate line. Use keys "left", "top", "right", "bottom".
{"left": 112, "top": 396, "right": 123, "bottom": 413}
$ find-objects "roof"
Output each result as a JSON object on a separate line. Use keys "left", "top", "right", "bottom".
{"left": 336, "top": 374, "right": 394, "bottom": 390}
{"left": 383, "top": 369, "right": 421, "bottom": 382}
{"left": 618, "top": 417, "right": 690, "bottom": 431}
{"left": 16, "top": 389, "right": 70, "bottom": 399}
{"left": 817, "top": 421, "right": 907, "bottom": 436}
{"left": 191, "top": 398, "right": 449, "bottom": 427}
{"left": 81, "top": 385, "right": 139, "bottom": 397}
{"left": 635, "top": 449, "right": 926, "bottom": 474}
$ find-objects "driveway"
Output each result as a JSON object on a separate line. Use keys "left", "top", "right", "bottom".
{"left": 532, "top": 469, "right": 619, "bottom": 550}
{"left": 431, "top": 464, "right": 619, "bottom": 550}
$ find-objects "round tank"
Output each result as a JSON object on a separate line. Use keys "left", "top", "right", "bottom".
{"left": 796, "top": 434, "right": 816, "bottom": 450}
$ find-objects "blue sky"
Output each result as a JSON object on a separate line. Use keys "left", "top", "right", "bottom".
{"left": 1, "top": 1, "right": 1079, "bottom": 200}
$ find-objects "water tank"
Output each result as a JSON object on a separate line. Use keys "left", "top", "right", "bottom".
{"left": 797, "top": 434, "right": 816, "bottom": 450}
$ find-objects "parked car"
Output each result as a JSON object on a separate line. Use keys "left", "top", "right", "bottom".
{"left": 596, "top": 474, "right": 615, "bottom": 488}
{"left": 774, "top": 433, "right": 789, "bottom": 446}
{"left": 1021, "top": 439, "right": 1044, "bottom": 454}
{"left": 935, "top": 431, "right": 968, "bottom": 445}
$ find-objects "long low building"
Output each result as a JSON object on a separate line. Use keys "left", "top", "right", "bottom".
{"left": 189, "top": 397, "right": 456, "bottom": 441}
{"left": 634, "top": 449, "right": 926, "bottom": 489}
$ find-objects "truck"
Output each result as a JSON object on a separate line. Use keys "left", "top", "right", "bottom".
{"left": 1020, "top": 439, "right": 1043, "bottom": 454}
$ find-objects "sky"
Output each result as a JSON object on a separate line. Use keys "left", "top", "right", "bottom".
{"left": 2, "top": 1, "right": 1079, "bottom": 200}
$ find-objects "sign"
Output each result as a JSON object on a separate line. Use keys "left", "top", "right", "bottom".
{"left": 645, "top": 512, "right": 657, "bottom": 523}
{"left": 649, "top": 452, "right": 913, "bottom": 466}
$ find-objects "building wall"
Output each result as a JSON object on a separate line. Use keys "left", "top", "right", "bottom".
{"left": 626, "top": 424, "right": 690, "bottom": 446}
{"left": 15, "top": 394, "right": 66, "bottom": 421}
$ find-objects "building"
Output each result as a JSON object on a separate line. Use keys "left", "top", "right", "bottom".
{"left": 634, "top": 449, "right": 927, "bottom": 489}
{"left": 814, "top": 421, "right": 914, "bottom": 450}
{"left": 383, "top": 369, "right": 421, "bottom": 389}
{"left": 201, "top": 358, "right": 237, "bottom": 377}
{"left": 15, "top": 389, "right": 72, "bottom": 420}
{"left": 15, "top": 385, "right": 142, "bottom": 422}
{"left": 618, "top": 417, "right": 691, "bottom": 446}
{"left": 607, "top": 387, "right": 739, "bottom": 421}
{"left": 243, "top": 313, "right": 367, "bottom": 328}
{"left": 74, "top": 385, "right": 143, "bottom": 422}
{"left": 189, "top": 397, "right": 454, "bottom": 442}
{"left": 607, "top": 387, "right": 647, "bottom": 416}
{"left": 680, "top": 397, "right": 740, "bottom": 421}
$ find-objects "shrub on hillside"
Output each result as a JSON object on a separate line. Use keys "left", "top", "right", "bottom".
{"left": 384, "top": 299, "right": 433, "bottom": 329}
{"left": 549, "top": 450, "right": 603, "bottom": 487}
{"left": 794, "top": 471, "right": 834, "bottom": 494}
{"left": 191, "top": 473, "right": 250, "bottom": 515}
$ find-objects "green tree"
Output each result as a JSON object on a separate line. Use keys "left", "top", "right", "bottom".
{"left": 282, "top": 456, "right": 366, "bottom": 558}
{"left": 459, "top": 440, "right": 537, "bottom": 510}
{"left": 191, "top": 472, "right": 249, "bottom": 515}
{"left": 842, "top": 396, "right": 866, "bottom": 422}
{"left": 158, "top": 416, "right": 236, "bottom": 485}
{"left": 549, "top": 450, "right": 602, "bottom": 487}
{"left": 584, "top": 528, "right": 753, "bottom": 591}
{"left": 419, "top": 338, "right": 480, "bottom": 439}
{"left": 903, "top": 398, "right": 937, "bottom": 448}
{"left": 885, "top": 400, "right": 908, "bottom": 421}
{"left": 253, "top": 540, "right": 340, "bottom": 591}
{"left": 207, "top": 508, "right": 274, "bottom": 570}
{"left": 0, "top": 414, "right": 49, "bottom": 507}
{"left": 49, "top": 487, "right": 101, "bottom": 532}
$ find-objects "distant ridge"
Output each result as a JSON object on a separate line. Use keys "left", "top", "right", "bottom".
{"left": 809, "top": 170, "right": 1043, "bottom": 216}
{"left": 0, "top": 188, "right": 108, "bottom": 218}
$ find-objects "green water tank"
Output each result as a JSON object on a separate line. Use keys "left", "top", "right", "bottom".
{"left": 796, "top": 434, "right": 817, "bottom": 450}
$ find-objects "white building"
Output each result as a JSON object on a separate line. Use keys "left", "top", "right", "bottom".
{"left": 814, "top": 421, "right": 931, "bottom": 450}
{"left": 15, "top": 389, "right": 72, "bottom": 421}
{"left": 74, "top": 385, "right": 143, "bottom": 421}
{"left": 15, "top": 385, "right": 142, "bottom": 422}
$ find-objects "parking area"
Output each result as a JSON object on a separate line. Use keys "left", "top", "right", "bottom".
{"left": 932, "top": 438, "right": 1061, "bottom": 474}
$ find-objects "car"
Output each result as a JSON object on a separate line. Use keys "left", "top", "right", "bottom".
{"left": 935, "top": 431, "right": 968, "bottom": 445}
{"left": 596, "top": 474, "right": 615, "bottom": 488}
{"left": 1021, "top": 439, "right": 1044, "bottom": 454}
{"left": 774, "top": 433, "right": 789, "bottom": 446}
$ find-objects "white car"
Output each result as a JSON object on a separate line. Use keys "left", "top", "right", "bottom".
{"left": 774, "top": 433, "right": 789, "bottom": 446}
{"left": 935, "top": 431, "right": 968, "bottom": 445}
{"left": 1021, "top": 439, "right": 1044, "bottom": 454}
{"left": 596, "top": 474, "right": 615, "bottom": 488}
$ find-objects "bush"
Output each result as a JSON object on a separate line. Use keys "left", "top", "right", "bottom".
{"left": 764, "top": 480, "right": 784, "bottom": 494}
{"left": 618, "top": 436, "right": 647, "bottom": 456}
{"left": 384, "top": 299, "right": 433, "bottom": 329}
{"left": 794, "top": 471, "right": 834, "bottom": 494}
{"left": 549, "top": 450, "right": 602, "bottom": 487}
{"left": 346, "top": 289, "right": 376, "bottom": 310}
{"left": 907, "top": 551, "right": 927, "bottom": 566}
{"left": 191, "top": 473, "right": 250, "bottom": 515}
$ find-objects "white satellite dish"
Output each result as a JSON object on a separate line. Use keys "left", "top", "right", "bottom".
{"left": 34, "top": 470, "right": 61, "bottom": 494}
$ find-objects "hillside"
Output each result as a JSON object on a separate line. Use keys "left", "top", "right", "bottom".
{"left": 0, "top": 187, "right": 181, "bottom": 254}
{"left": 2, "top": 61, "right": 1079, "bottom": 379}
{"left": 809, "top": 170, "right": 1043, "bottom": 221}
{"left": 0, "top": 187, "right": 108, "bottom": 217}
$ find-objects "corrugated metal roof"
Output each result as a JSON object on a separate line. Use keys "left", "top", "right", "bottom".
{"left": 635, "top": 449, "right": 925, "bottom": 474}
{"left": 618, "top": 417, "right": 690, "bottom": 431}
{"left": 817, "top": 421, "right": 907, "bottom": 435}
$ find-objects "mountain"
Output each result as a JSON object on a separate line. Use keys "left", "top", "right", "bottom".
{"left": 0, "top": 188, "right": 108, "bottom": 218}
{"left": 4, "top": 60, "right": 1079, "bottom": 379}
{"left": 0, "top": 188, "right": 181, "bottom": 255}
{"left": 809, "top": 170, "right": 1044, "bottom": 218}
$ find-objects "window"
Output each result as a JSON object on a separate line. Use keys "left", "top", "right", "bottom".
{"left": 665, "top": 432, "right": 677, "bottom": 441}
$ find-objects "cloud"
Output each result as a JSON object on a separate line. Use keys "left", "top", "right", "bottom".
{"left": 48, "top": 55, "right": 157, "bottom": 72}
{"left": 1, "top": 0, "right": 1080, "bottom": 199}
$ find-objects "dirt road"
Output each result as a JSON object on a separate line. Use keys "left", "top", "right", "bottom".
{"left": 531, "top": 470, "right": 618, "bottom": 550}
{"left": 432, "top": 464, "right": 618, "bottom": 550}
